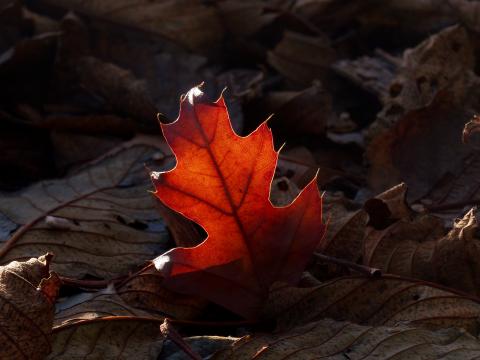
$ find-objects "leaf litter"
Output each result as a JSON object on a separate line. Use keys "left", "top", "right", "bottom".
{"left": 3, "top": 1, "right": 480, "bottom": 359}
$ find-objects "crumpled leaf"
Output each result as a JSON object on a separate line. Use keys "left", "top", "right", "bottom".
{"left": 265, "top": 275, "right": 480, "bottom": 335}
{"left": 152, "top": 86, "right": 325, "bottom": 319}
{"left": 48, "top": 317, "right": 164, "bottom": 359}
{"left": 0, "top": 140, "right": 170, "bottom": 279}
{"left": 0, "top": 254, "right": 60, "bottom": 359}
{"left": 365, "top": 207, "right": 480, "bottom": 296}
{"left": 213, "top": 318, "right": 480, "bottom": 359}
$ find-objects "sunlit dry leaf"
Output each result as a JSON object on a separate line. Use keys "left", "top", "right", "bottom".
{"left": 214, "top": 318, "right": 480, "bottom": 359}
{"left": 365, "top": 207, "right": 480, "bottom": 296}
{"left": 49, "top": 317, "right": 164, "bottom": 359}
{"left": 152, "top": 86, "right": 325, "bottom": 319}
{"left": 265, "top": 275, "right": 480, "bottom": 335}
{"left": 0, "top": 141, "right": 170, "bottom": 279}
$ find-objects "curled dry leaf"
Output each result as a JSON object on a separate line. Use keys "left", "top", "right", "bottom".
{"left": 318, "top": 183, "right": 411, "bottom": 264}
{"left": 264, "top": 275, "right": 480, "bottom": 335}
{"left": 0, "top": 141, "right": 170, "bottom": 279}
{"left": 462, "top": 114, "right": 480, "bottom": 144}
{"left": 0, "top": 254, "right": 60, "bottom": 359}
{"left": 152, "top": 87, "right": 325, "bottom": 319}
{"left": 48, "top": 317, "right": 164, "bottom": 360}
{"left": 365, "top": 207, "right": 480, "bottom": 296}
{"left": 213, "top": 318, "right": 480, "bottom": 359}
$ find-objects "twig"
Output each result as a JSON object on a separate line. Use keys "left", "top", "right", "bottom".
{"left": 314, "top": 252, "right": 381, "bottom": 277}
{"left": 160, "top": 319, "right": 202, "bottom": 360}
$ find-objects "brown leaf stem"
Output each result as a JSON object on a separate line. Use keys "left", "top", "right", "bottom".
{"left": 160, "top": 319, "right": 202, "bottom": 360}
{"left": 314, "top": 252, "right": 382, "bottom": 277}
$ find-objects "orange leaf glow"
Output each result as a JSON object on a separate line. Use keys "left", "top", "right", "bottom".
{"left": 152, "top": 86, "right": 325, "bottom": 319}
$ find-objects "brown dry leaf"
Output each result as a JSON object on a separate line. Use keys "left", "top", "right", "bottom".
{"left": 333, "top": 54, "right": 397, "bottom": 101}
{"left": 117, "top": 266, "right": 207, "bottom": 320}
{"left": 447, "top": 0, "right": 480, "bottom": 32}
{"left": 50, "top": 131, "right": 123, "bottom": 171}
{"left": 54, "top": 285, "right": 159, "bottom": 327}
{"left": 161, "top": 335, "right": 237, "bottom": 359}
{"left": 218, "top": 0, "right": 281, "bottom": 37}
{"left": 318, "top": 195, "right": 367, "bottom": 263}
{"left": 365, "top": 207, "right": 480, "bottom": 296}
{"left": 367, "top": 25, "right": 480, "bottom": 202}
{"left": 0, "top": 32, "right": 58, "bottom": 101}
{"left": 265, "top": 275, "right": 480, "bottom": 335}
{"left": 270, "top": 177, "right": 301, "bottom": 207}
{"left": 41, "top": 0, "right": 223, "bottom": 53}
{"left": 0, "top": 254, "right": 60, "bottom": 359}
{"left": 213, "top": 318, "right": 480, "bottom": 359}
{"left": 318, "top": 184, "right": 410, "bottom": 263}
{"left": 267, "top": 31, "right": 335, "bottom": 85}
{"left": 264, "top": 82, "right": 332, "bottom": 136}
{"left": 48, "top": 317, "right": 164, "bottom": 359}
{"left": 0, "top": 0, "right": 22, "bottom": 53}
{"left": 0, "top": 140, "right": 171, "bottom": 279}
{"left": 276, "top": 147, "right": 318, "bottom": 190}
{"left": 75, "top": 56, "right": 159, "bottom": 131}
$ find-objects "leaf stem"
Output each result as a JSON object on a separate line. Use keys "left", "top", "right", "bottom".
{"left": 160, "top": 319, "right": 203, "bottom": 360}
{"left": 314, "top": 252, "right": 381, "bottom": 277}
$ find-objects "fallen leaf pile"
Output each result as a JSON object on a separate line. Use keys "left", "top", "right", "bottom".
{"left": 5, "top": 1, "right": 480, "bottom": 359}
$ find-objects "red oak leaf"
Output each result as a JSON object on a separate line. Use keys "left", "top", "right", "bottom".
{"left": 151, "top": 86, "right": 325, "bottom": 319}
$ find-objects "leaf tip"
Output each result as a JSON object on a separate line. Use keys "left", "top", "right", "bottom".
{"left": 182, "top": 84, "right": 204, "bottom": 105}
{"left": 154, "top": 254, "right": 172, "bottom": 274}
